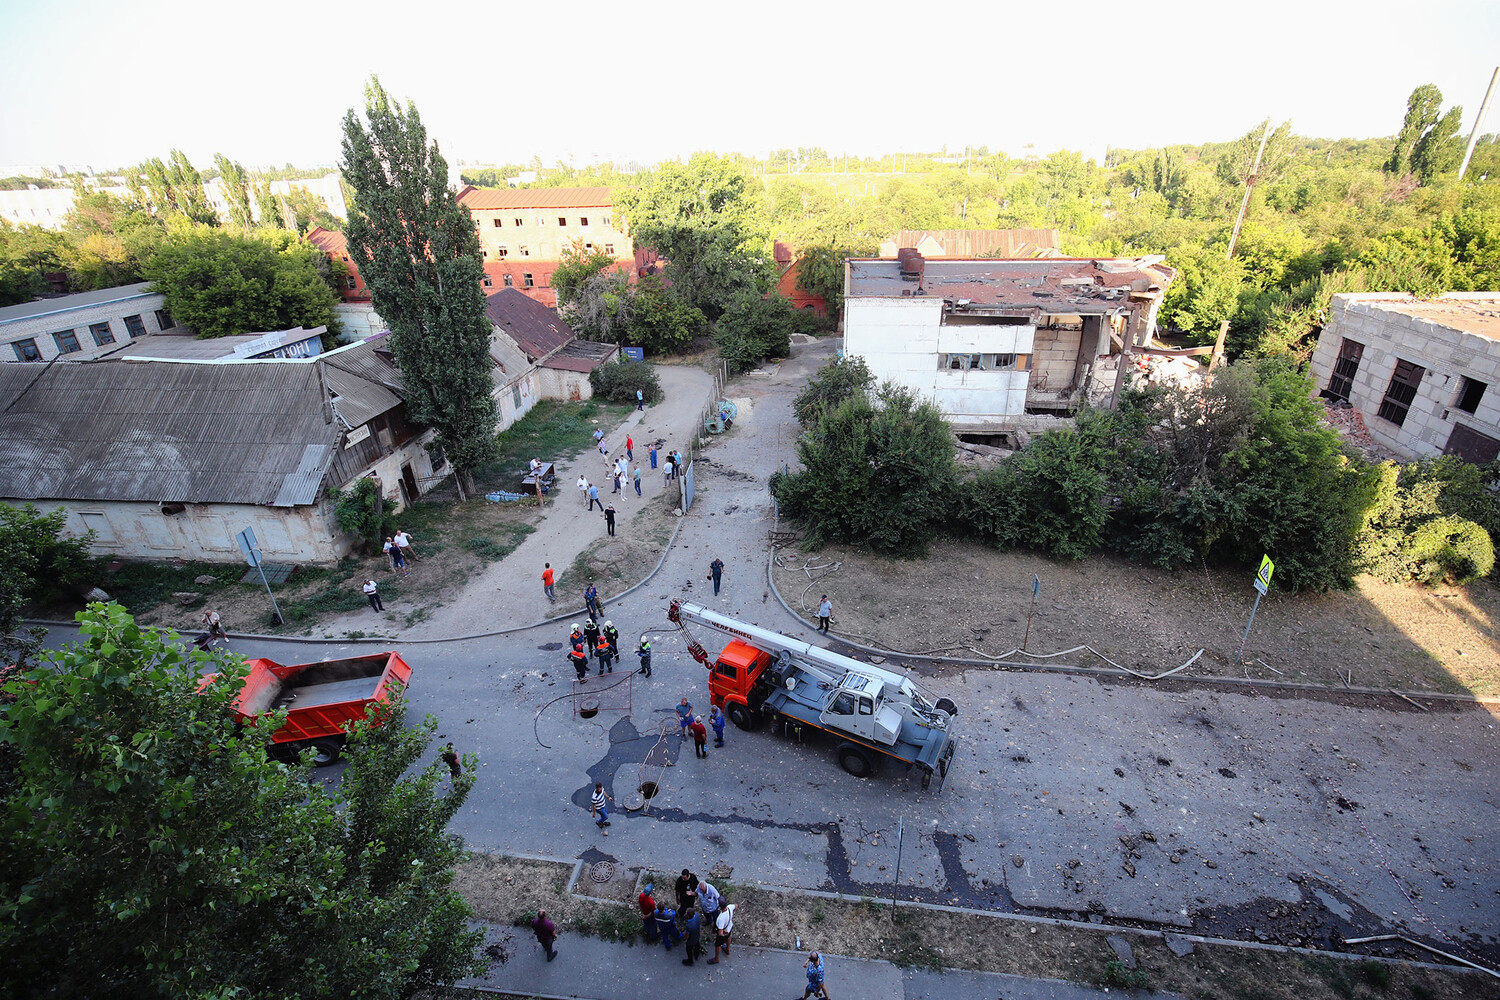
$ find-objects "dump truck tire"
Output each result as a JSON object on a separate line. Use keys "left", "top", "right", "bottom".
{"left": 728, "top": 704, "right": 760, "bottom": 730}
{"left": 309, "top": 739, "right": 343, "bottom": 767}
{"left": 837, "top": 743, "right": 875, "bottom": 778}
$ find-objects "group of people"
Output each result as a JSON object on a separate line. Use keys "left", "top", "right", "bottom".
{"left": 380, "top": 529, "right": 418, "bottom": 575}
{"left": 566, "top": 616, "right": 651, "bottom": 682}
{"left": 637, "top": 871, "right": 736, "bottom": 967}
{"left": 675, "top": 697, "right": 726, "bottom": 757}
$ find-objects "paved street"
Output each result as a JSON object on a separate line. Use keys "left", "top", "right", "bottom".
{"left": 39, "top": 338, "right": 1500, "bottom": 980}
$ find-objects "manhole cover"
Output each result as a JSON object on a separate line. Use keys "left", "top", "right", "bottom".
{"left": 591, "top": 861, "right": 615, "bottom": 883}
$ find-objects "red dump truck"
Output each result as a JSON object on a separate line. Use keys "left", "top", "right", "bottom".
{"left": 203, "top": 652, "right": 412, "bottom": 766}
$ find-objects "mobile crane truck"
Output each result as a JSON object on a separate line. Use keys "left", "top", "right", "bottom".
{"left": 668, "top": 600, "right": 959, "bottom": 790}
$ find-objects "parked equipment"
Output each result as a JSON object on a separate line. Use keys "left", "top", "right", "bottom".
{"left": 667, "top": 600, "right": 958, "bottom": 790}
{"left": 201, "top": 652, "right": 411, "bottom": 766}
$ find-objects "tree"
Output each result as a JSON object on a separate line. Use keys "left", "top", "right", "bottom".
{"left": 588, "top": 358, "right": 663, "bottom": 404}
{"left": 0, "top": 221, "right": 70, "bottom": 305}
{"left": 771, "top": 382, "right": 957, "bottom": 556}
{"left": 341, "top": 77, "right": 499, "bottom": 495}
{"left": 714, "top": 291, "right": 798, "bottom": 374}
{"left": 554, "top": 242, "right": 633, "bottom": 342}
{"left": 254, "top": 181, "right": 285, "bottom": 229}
{"left": 130, "top": 150, "right": 215, "bottom": 225}
{"left": 1386, "top": 85, "right": 1464, "bottom": 183}
{"left": 282, "top": 185, "right": 340, "bottom": 233}
{"left": 794, "top": 237, "right": 876, "bottom": 316}
{"left": 212, "top": 154, "right": 254, "bottom": 227}
{"left": 793, "top": 355, "right": 875, "bottom": 427}
{"left": 0, "top": 603, "right": 485, "bottom": 999}
{"left": 142, "top": 223, "right": 339, "bottom": 338}
{"left": 0, "top": 503, "right": 93, "bottom": 669}
{"left": 614, "top": 152, "right": 773, "bottom": 321}
{"left": 1217, "top": 119, "right": 1295, "bottom": 189}
{"left": 626, "top": 273, "right": 703, "bottom": 354}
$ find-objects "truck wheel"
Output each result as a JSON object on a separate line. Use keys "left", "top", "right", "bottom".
{"left": 837, "top": 744, "right": 875, "bottom": 778}
{"left": 935, "top": 697, "right": 958, "bottom": 716}
{"left": 309, "top": 739, "right": 343, "bottom": 767}
{"left": 728, "top": 704, "right": 759, "bottom": 731}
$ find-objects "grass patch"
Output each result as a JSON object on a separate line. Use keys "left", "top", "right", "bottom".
{"left": 464, "top": 522, "right": 536, "bottom": 562}
{"left": 475, "top": 399, "right": 634, "bottom": 492}
{"left": 96, "top": 559, "right": 239, "bottom": 616}
{"left": 1104, "top": 960, "right": 1149, "bottom": 989}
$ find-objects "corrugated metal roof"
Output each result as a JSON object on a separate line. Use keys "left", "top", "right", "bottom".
{"left": 458, "top": 186, "right": 615, "bottom": 210}
{"left": 884, "top": 230, "right": 1062, "bottom": 258}
{"left": 484, "top": 287, "right": 575, "bottom": 359}
{"left": 319, "top": 338, "right": 406, "bottom": 427}
{"left": 542, "top": 339, "right": 616, "bottom": 373}
{"left": 0, "top": 360, "right": 343, "bottom": 506}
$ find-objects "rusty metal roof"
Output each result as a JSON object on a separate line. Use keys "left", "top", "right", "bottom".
{"left": 484, "top": 287, "right": 575, "bottom": 359}
{"left": 543, "top": 339, "right": 616, "bottom": 373}
{"left": 458, "top": 186, "right": 615, "bottom": 210}
{"left": 883, "top": 230, "right": 1062, "bottom": 258}
{"left": 846, "top": 257, "right": 1174, "bottom": 314}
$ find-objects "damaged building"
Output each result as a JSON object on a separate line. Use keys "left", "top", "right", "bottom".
{"left": 841, "top": 253, "right": 1175, "bottom": 444}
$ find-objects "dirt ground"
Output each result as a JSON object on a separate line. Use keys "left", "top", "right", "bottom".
{"left": 773, "top": 541, "right": 1500, "bottom": 698}
{"left": 452, "top": 852, "right": 1487, "bottom": 1000}
{"left": 554, "top": 491, "right": 680, "bottom": 604}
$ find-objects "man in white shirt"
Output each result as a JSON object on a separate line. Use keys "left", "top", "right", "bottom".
{"left": 394, "top": 528, "right": 418, "bottom": 562}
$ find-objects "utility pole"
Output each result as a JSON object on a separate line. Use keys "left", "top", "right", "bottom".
{"left": 1210, "top": 119, "right": 1271, "bottom": 369}
{"left": 1458, "top": 66, "right": 1500, "bottom": 181}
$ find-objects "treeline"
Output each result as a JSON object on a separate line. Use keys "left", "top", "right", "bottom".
{"left": 773, "top": 359, "right": 1500, "bottom": 592}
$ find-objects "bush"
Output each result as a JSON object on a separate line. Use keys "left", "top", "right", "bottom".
{"left": 1404, "top": 515, "right": 1495, "bottom": 585}
{"left": 715, "top": 292, "right": 798, "bottom": 374}
{"left": 588, "top": 360, "right": 663, "bottom": 405}
{"left": 334, "top": 477, "right": 390, "bottom": 554}
{"left": 793, "top": 356, "right": 875, "bottom": 428}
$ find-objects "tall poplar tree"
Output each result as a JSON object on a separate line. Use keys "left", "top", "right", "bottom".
{"left": 340, "top": 78, "right": 497, "bottom": 495}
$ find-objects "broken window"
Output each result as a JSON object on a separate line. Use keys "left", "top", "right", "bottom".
{"left": 1377, "top": 359, "right": 1425, "bottom": 426}
{"left": 492, "top": 218, "right": 503, "bottom": 227}
{"left": 503, "top": 274, "right": 514, "bottom": 287}
{"left": 1455, "top": 376, "right": 1487, "bottom": 415}
{"left": 1326, "top": 338, "right": 1364, "bottom": 402}
{"left": 605, "top": 243, "right": 616, "bottom": 255}
{"left": 940, "top": 354, "right": 986, "bottom": 371}
{"left": 523, "top": 272, "right": 534, "bottom": 288}
{"left": 496, "top": 245, "right": 509, "bottom": 258}
{"left": 482, "top": 275, "right": 493, "bottom": 287}
{"left": 993, "top": 353, "right": 1017, "bottom": 370}
{"left": 519, "top": 245, "right": 530, "bottom": 256}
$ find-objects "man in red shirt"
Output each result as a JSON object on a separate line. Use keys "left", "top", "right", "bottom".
{"left": 626, "top": 435, "right": 634, "bottom": 461}
{"left": 689, "top": 716, "right": 709, "bottom": 758}
{"left": 542, "top": 563, "right": 556, "bottom": 603}
{"left": 638, "top": 882, "right": 659, "bottom": 941}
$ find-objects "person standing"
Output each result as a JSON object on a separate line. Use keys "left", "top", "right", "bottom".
{"left": 531, "top": 910, "right": 558, "bottom": 962}
{"left": 817, "top": 595, "right": 833, "bottom": 633}
{"left": 569, "top": 623, "right": 585, "bottom": 649}
{"left": 663, "top": 455, "right": 674, "bottom": 487}
{"left": 440, "top": 742, "right": 461, "bottom": 779}
{"left": 681, "top": 909, "right": 703, "bottom": 966}
{"left": 802, "top": 952, "right": 828, "bottom": 998}
{"left": 636, "top": 636, "right": 652, "bottom": 677}
{"left": 383, "top": 536, "right": 406, "bottom": 575}
{"left": 362, "top": 579, "right": 384, "bottom": 612}
{"left": 690, "top": 715, "right": 708, "bottom": 758}
{"left": 595, "top": 634, "right": 614, "bottom": 674}
{"left": 541, "top": 563, "right": 556, "bottom": 603}
{"left": 636, "top": 387, "right": 644, "bottom": 411}
{"left": 695, "top": 878, "right": 722, "bottom": 928}
{"left": 633, "top": 466, "right": 642, "bottom": 496}
{"left": 611, "top": 469, "right": 621, "bottom": 494}
{"left": 674, "top": 869, "right": 698, "bottom": 917}
{"left": 569, "top": 641, "right": 588, "bottom": 682}
{"left": 577, "top": 474, "right": 589, "bottom": 506}
{"left": 394, "top": 527, "right": 418, "bottom": 562}
{"left": 654, "top": 903, "right": 681, "bottom": 949}
{"left": 672, "top": 450, "right": 684, "bottom": 476}
{"left": 593, "top": 428, "right": 604, "bottom": 446}
{"left": 626, "top": 434, "right": 634, "bottom": 461}
{"left": 709, "top": 705, "right": 726, "bottom": 748}
{"left": 676, "top": 697, "right": 694, "bottom": 740}
{"left": 598, "top": 437, "right": 608, "bottom": 457}
{"left": 584, "top": 582, "right": 601, "bottom": 620}
{"left": 602, "top": 620, "right": 620, "bottom": 656}
{"left": 649, "top": 444, "right": 658, "bottom": 469}
{"left": 603, "top": 503, "right": 616, "bottom": 536}
{"left": 587, "top": 482, "right": 603, "bottom": 511}
{"left": 590, "top": 782, "right": 612, "bottom": 834}
{"left": 638, "top": 883, "right": 659, "bottom": 941}
{"left": 583, "top": 618, "right": 601, "bottom": 660}
{"left": 708, "top": 557, "right": 724, "bottom": 596}
{"left": 707, "top": 903, "right": 735, "bottom": 964}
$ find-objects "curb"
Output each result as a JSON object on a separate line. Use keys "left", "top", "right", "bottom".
{"left": 762, "top": 547, "right": 1500, "bottom": 707}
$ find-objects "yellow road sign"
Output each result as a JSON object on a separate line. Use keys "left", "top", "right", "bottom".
{"left": 1255, "top": 555, "right": 1275, "bottom": 593}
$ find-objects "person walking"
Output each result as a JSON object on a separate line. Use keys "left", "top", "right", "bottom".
{"left": 636, "top": 387, "right": 644, "bottom": 411}
{"left": 690, "top": 715, "right": 708, "bottom": 758}
{"left": 362, "top": 579, "right": 384, "bottom": 611}
{"left": 542, "top": 563, "right": 556, "bottom": 602}
{"left": 587, "top": 482, "right": 603, "bottom": 511}
{"left": 603, "top": 503, "right": 616, "bottom": 536}
{"left": 649, "top": 444, "right": 658, "bottom": 469}
{"left": 674, "top": 869, "right": 698, "bottom": 917}
{"left": 440, "top": 742, "right": 461, "bottom": 779}
{"left": 633, "top": 466, "right": 642, "bottom": 496}
{"left": 681, "top": 909, "right": 703, "bottom": 966}
{"left": 602, "top": 620, "right": 620, "bottom": 656}
{"left": 394, "top": 527, "right": 418, "bottom": 562}
{"left": 636, "top": 636, "right": 652, "bottom": 677}
{"left": 597, "top": 437, "right": 608, "bottom": 457}
{"left": 676, "top": 697, "right": 694, "bottom": 740}
{"left": 709, "top": 705, "right": 726, "bottom": 748}
{"left": 595, "top": 634, "right": 614, "bottom": 674}
{"left": 589, "top": 782, "right": 612, "bottom": 834}
{"left": 708, "top": 557, "right": 724, "bottom": 596}
{"left": 707, "top": 903, "right": 735, "bottom": 964}
{"left": 583, "top": 618, "right": 601, "bottom": 661}
{"left": 654, "top": 903, "right": 681, "bottom": 949}
{"left": 638, "top": 883, "right": 659, "bottom": 941}
{"left": 584, "top": 582, "right": 601, "bottom": 620}
{"left": 530, "top": 910, "right": 558, "bottom": 962}
{"left": 802, "top": 951, "right": 828, "bottom": 998}
{"left": 695, "top": 878, "right": 722, "bottom": 928}
{"left": 626, "top": 434, "right": 634, "bottom": 461}
{"left": 817, "top": 595, "right": 833, "bottom": 633}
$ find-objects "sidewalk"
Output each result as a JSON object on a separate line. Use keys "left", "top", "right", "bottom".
{"left": 465, "top": 922, "right": 1180, "bottom": 999}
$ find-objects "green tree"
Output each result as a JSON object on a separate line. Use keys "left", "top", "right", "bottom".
{"left": 1217, "top": 119, "right": 1295, "bottom": 189}
{"left": 212, "top": 154, "right": 254, "bottom": 227}
{"left": 794, "top": 237, "right": 876, "bottom": 316}
{"left": 130, "top": 150, "right": 215, "bottom": 224}
{"left": 0, "top": 221, "right": 70, "bottom": 305}
{"left": 1386, "top": 85, "right": 1464, "bottom": 183}
{"left": 254, "top": 181, "right": 286, "bottom": 229}
{"left": 0, "top": 503, "right": 94, "bottom": 668}
{"left": 588, "top": 358, "right": 663, "bottom": 404}
{"left": 0, "top": 603, "right": 485, "bottom": 1000}
{"left": 282, "top": 185, "right": 340, "bottom": 233}
{"left": 614, "top": 152, "right": 772, "bottom": 321}
{"left": 626, "top": 273, "right": 704, "bottom": 354}
{"left": 554, "top": 241, "right": 633, "bottom": 341}
{"left": 771, "top": 382, "right": 957, "bottom": 556}
{"left": 714, "top": 291, "right": 797, "bottom": 374}
{"left": 142, "top": 223, "right": 339, "bottom": 338}
{"left": 335, "top": 477, "right": 389, "bottom": 554}
{"left": 341, "top": 77, "right": 499, "bottom": 495}
{"left": 793, "top": 355, "right": 875, "bottom": 427}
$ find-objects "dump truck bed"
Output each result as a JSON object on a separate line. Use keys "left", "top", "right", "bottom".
{"left": 226, "top": 652, "right": 411, "bottom": 744}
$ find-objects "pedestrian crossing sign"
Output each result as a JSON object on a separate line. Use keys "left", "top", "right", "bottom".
{"left": 1254, "top": 555, "right": 1275, "bottom": 595}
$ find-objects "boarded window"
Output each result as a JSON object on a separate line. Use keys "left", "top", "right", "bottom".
{"left": 1325, "top": 338, "right": 1364, "bottom": 401}
{"left": 1377, "top": 359, "right": 1425, "bottom": 426}
{"left": 1444, "top": 424, "right": 1500, "bottom": 463}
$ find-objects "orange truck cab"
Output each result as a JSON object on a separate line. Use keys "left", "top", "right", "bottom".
{"left": 707, "top": 640, "right": 772, "bottom": 728}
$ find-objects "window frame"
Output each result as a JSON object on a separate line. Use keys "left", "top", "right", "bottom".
{"left": 89, "top": 321, "right": 115, "bottom": 346}
{"left": 1455, "top": 375, "right": 1487, "bottom": 415}
{"left": 1377, "top": 358, "right": 1425, "bottom": 427}
{"left": 492, "top": 217, "right": 503, "bottom": 227}
{"left": 155, "top": 309, "right": 174, "bottom": 331}
{"left": 557, "top": 216, "right": 567, "bottom": 227}
{"left": 52, "top": 329, "right": 81, "bottom": 354}
{"left": 11, "top": 338, "right": 41, "bottom": 361}
{"left": 503, "top": 274, "right": 514, "bottom": 288}
{"left": 523, "top": 272, "right": 535, "bottom": 288}
{"left": 123, "top": 314, "right": 146, "bottom": 338}
{"left": 1326, "top": 338, "right": 1364, "bottom": 402}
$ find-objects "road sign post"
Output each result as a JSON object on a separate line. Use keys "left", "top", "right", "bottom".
{"left": 890, "top": 815, "right": 904, "bottom": 916}
{"left": 1022, "top": 574, "right": 1041, "bottom": 652}
{"left": 1235, "top": 556, "right": 1275, "bottom": 663}
{"left": 237, "top": 527, "right": 284, "bottom": 626}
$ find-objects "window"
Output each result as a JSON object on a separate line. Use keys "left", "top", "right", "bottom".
{"left": 11, "top": 338, "right": 40, "bottom": 361}
{"left": 579, "top": 216, "right": 589, "bottom": 227}
{"left": 941, "top": 353, "right": 985, "bottom": 370}
{"left": 714, "top": 661, "right": 739, "bottom": 680}
{"left": 993, "top": 353, "right": 1017, "bottom": 370}
{"left": 1377, "top": 359, "right": 1425, "bottom": 426}
{"left": 503, "top": 274, "right": 514, "bottom": 287}
{"left": 496, "top": 245, "right": 509, "bottom": 258}
{"left": 1455, "top": 376, "right": 1487, "bottom": 415}
{"left": 519, "top": 245, "right": 530, "bottom": 256}
{"left": 603, "top": 215, "right": 611, "bottom": 226}
{"left": 481, "top": 249, "right": 488, "bottom": 259}
{"left": 493, "top": 218, "right": 503, "bottom": 227}
{"left": 514, "top": 217, "right": 523, "bottom": 227}
{"left": 511, "top": 385, "right": 522, "bottom": 409}
{"left": 857, "top": 697, "right": 874, "bottom": 716}
{"left": 605, "top": 243, "right": 615, "bottom": 255}
{"left": 52, "top": 329, "right": 81, "bottom": 354}
{"left": 89, "top": 321, "right": 115, "bottom": 346}
{"left": 346, "top": 276, "right": 357, "bottom": 290}
{"left": 584, "top": 242, "right": 594, "bottom": 252}
{"left": 123, "top": 314, "right": 146, "bottom": 338}
{"left": 829, "top": 692, "right": 855, "bottom": 715}
{"left": 523, "top": 273, "right": 534, "bottom": 288}
{"left": 1325, "top": 338, "right": 1364, "bottom": 401}
{"left": 482, "top": 275, "right": 494, "bottom": 288}
{"left": 155, "top": 309, "right": 174, "bottom": 331}
{"left": 557, "top": 216, "right": 567, "bottom": 226}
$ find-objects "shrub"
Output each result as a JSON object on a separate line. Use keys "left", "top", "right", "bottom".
{"left": 1357, "top": 457, "right": 1500, "bottom": 584}
{"left": 334, "top": 477, "right": 390, "bottom": 554}
{"left": 1404, "top": 515, "right": 1495, "bottom": 585}
{"left": 715, "top": 292, "right": 798, "bottom": 374}
{"left": 793, "top": 356, "right": 875, "bottom": 428}
{"left": 588, "top": 359, "right": 663, "bottom": 405}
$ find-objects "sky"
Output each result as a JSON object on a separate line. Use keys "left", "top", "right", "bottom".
{"left": 3, "top": 0, "right": 1500, "bottom": 175}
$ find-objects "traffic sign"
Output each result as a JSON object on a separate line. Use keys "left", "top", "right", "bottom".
{"left": 1254, "top": 555, "right": 1275, "bottom": 595}
{"left": 236, "top": 526, "right": 261, "bottom": 568}
{"left": 1032, "top": 574, "right": 1041, "bottom": 598}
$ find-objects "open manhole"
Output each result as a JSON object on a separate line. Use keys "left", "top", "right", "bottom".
{"left": 578, "top": 698, "right": 600, "bottom": 719}
{"left": 624, "top": 780, "right": 661, "bottom": 812}
{"left": 590, "top": 861, "right": 615, "bottom": 883}
{"left": 638, "top": 781, "right": 659, "bottom": 799}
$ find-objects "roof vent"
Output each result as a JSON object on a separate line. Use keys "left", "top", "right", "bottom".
{"left": 898, "top": 249, "right": 925, "bottom": 280}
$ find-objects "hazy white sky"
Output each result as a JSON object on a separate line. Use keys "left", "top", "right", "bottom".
{"left": 2, "top": 0, "right": 1498, "bottom": 173}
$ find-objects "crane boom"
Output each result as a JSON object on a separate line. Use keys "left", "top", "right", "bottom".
{"left": 671, "top": 600, "right": 888, "bottom": 687}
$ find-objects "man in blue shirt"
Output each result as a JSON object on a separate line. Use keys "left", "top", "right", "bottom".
{"left": 676, "top": 697, "right": 693, "bottom": 740}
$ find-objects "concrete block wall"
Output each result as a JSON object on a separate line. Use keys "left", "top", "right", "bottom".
{"left": 1, "top": 286, "right": 170, "bottom": 362}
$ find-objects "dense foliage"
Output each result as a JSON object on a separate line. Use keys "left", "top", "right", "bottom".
{"left": 793, "top": 356, "right": 876, "bottom": 427}
{"left": 334, "top": 476, "right": 390, "bottom": 554}
{"left": 0, "top": 603, "right": 485, "bottom": 999}
{"left": 713, "top": 290, "right": 803, "bottom": 374}
{"left": 1357, "top": 458, "right": 1499, "bottom": 585}
{"left": 588, "top": 358, "right": 663, "bottom": 405}
{"left": 341, "top": 77, "right": 499, "bottom": 494}
{"left": 0, "top": 504, "right": 95, "bottom": 668}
